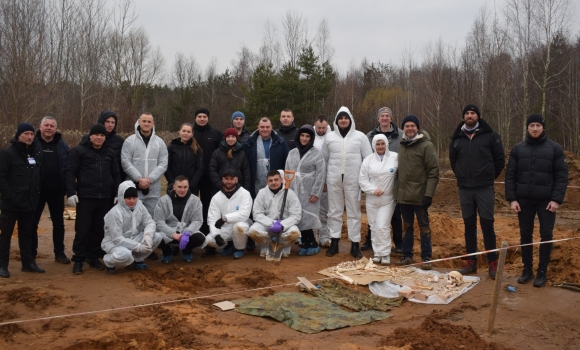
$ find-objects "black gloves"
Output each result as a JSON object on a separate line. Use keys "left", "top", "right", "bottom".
{"left": 215, "top": 234, "right": 226, "bottom": 247}
{"left": 214, "top": 218, "right": 225, "bottom": 229}
{"left": 422, "top": 196, "right": 432, "bottom": 209}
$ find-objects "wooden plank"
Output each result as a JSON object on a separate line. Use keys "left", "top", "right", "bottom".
{"left": 297, "top": 277, "right": 318, "bottom": 290}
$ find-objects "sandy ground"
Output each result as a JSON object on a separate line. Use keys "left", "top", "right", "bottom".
{"left": 2, "top": 155, "right": 580, "bottom": 349}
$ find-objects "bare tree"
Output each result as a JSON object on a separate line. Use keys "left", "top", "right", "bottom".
{"left": 314, "top": 18, "right": 334, "bottom": 64}
{"left": 281, "top": 10, "right": 308, "bottom": 68}
{"left": 258, "top": 20, "right": 283, "bottom": 70}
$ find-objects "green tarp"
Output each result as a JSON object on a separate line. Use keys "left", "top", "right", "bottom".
{"left": 233, "top": 292, "right": 391, "bottom": 334}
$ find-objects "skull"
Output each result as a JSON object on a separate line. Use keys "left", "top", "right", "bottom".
{"left": 447, "top": 271, "right": 464, "bottom": 287}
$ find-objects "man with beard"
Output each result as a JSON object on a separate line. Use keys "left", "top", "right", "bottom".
{"left": 313, "top": 115, "right": 331, "bottom": 247}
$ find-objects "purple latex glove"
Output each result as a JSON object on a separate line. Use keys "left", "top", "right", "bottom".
{"left": 179, "top": 231, "right": 191, "bottom": 250}
{"left": 269, "top": 220, "right": 283, "bottom": 234}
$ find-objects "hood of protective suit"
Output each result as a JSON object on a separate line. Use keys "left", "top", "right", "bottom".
{"left": 117, "top": 180, "right": 137, "bottom": 202}
{"left": 97, "top": 110, "right": 119, "bottom": 133}
{"left": 134, "top": 120, "right": 156, "bottom": 138}
{"left": 333, "top": 106, "right": 355, "bottom": 137}
{"left": 372, "top": 134, "right": 390, "bottom": 158}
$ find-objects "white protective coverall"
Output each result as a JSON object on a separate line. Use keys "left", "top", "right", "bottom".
{"left": 121, "top": 121, "right": 169, "bottom": 216}
{"left": 102, "top": 181, "right": 164, "bottom": 267}
{"left": 359, "top": 134, "right": 398, "bottom": 257}
{"left": 322, "top": 107, "right": 373, "bottom": 242}
{"left": 248, "top": 185, "right": 302, "bottom": 250}
{"left": 285, "top": 143, "right": 326, "bottom": 231}
{"left": 313, "top": 124, "right": 332, "bottom": 246}
{"left": 153, "top": 192, "right": 203, "bottom": 243}
{"left": 206, "top": 185, "right": 253, "bottom": 250}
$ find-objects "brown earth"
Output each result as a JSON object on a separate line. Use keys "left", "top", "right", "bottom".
{"left": 1, "top": 158, "right": 580, "bottom": 349}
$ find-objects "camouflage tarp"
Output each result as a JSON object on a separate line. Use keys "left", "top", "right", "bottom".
{"left": 233, "top": 292, "right": 391, "bottom": 334}
{"left": 305, "top": 280, "right": 404, "bottom": 312}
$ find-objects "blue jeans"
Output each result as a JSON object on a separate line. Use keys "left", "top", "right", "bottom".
{"left": 400, "top": 204, "right": 432, "bottom": 259}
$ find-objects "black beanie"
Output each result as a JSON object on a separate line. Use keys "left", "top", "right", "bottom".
{"left": 336, "top": 111, "right": 350, "bottom": 121}
{"left": 401, "top": 115, "right": 420, "bottom": 129}
{"left": 124, "top": 186, "right": 138, "bottom": 199}
{"left": 462, "top": 104, "right": 481, "bottom": 120}
{"left": 195, "top": 107, "right": 210, "bottom": 118}
{"left": 15, "top": 122, "right": 35, "bottom": 138}
{"left": 526, "top": 114, "right": 545, "bottom": 128}
{"left": 89, "top": 123, "right": 107, "bottom": 136}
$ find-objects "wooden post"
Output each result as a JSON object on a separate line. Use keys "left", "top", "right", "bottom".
{"left": 486, "top": 241, "right": 509, "bottom": 334}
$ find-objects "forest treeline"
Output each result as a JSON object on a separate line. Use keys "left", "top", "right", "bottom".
{"left": 1, "top": 0, "right": 579, "bottom": 154}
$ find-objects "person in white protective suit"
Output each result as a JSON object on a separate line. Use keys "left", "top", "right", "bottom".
{"left": 285, "top": 124, "right": 326, "bottom": 256}
{"left": 359, "top": 134, "right": 398, "bottom": 265}
{"left": 322, "top": 106, "right": 373, "bottom": 258}
{"left": 205, "top": 168, "right": 253, "bottom": 259}
{"left": 248, "top": 170, "right": 302, "bottom": 257}
{"left": 102, "top": 181, "right": 164, "bottom": 274}
{"left": 313, "top": 115, "right": 332, "bottom": 247}
{"left": 121, "top": 113, "right": 169, "bottom": 217}
{"left": 153, "top": 176, "right": 206, "bottom": 264}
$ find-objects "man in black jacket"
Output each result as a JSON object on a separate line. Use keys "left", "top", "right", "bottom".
{"left": 232, "top": 111, "right": 251, "bottom": 143}
{"left": 66, "top": 124, "right": 121, "bottom": 274}
{"left": 0, "top": 123, "right": 45, "bottom": 278}
{"left": 33, "top": 116, "right": 71, "bottom": 264}
{"left": 193, "top": 108, "right": 223, "bottom": 236}
{"left": 449, "top": 104, "right": 505, "bottom": 279}
{"left": 275, "top": 108, "right": 297, "bottom": 150}
{"left": 505, "top": 114, "right": 568, "bottom": 287}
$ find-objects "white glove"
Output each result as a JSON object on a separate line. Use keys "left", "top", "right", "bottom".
{"left": 113, "top": 197, "right": 118, "bottom": 204}
{"left": 67, "top": 195, "right": 79, "bottom": 207}
{"left": 143, "top": 235, "right": 153, "bottom": 250}
{"left": 134, "top": 243, "right": 150, "bottom": 253}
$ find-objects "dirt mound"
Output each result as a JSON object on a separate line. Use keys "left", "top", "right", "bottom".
{"left": 64, "top": 331, "right": 167, "bottom": 350}
{"left": 0, "top": 310, "right": 27, "bottom": 340}
{"left": 130, "top": 265, "right": 226, "bottom": 293}
{"left": 4, "top": 287, "right": 62, "bottom": 310}
{"left": 378, "top": 310, "right": 515, "bottom": 350}
{"left": 235, "top": 268, "right": 284, "bottom": 288}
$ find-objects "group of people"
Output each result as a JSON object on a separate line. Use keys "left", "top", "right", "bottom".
{"left": 0, "top": 104, "right": 568, "bottom": 287}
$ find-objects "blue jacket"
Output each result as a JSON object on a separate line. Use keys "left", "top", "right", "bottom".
{"left": 243, "top": 131, "right": 289, "bottom": 197}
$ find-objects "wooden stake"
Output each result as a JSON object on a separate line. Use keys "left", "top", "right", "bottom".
{"left": 487, "top": 240, "right": 509, "bottom": 334}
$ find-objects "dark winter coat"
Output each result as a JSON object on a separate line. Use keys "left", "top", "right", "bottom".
{"left": 505, "top": 132, "right": 568, "bottom": 204}
{"left": 276, "top": 123, "right": 298, "bottom": 150}
{"left": 449, "top": 119, "right": 505, "bottom": 188}
{"left": 165, "top": 137, "right": 204, "bottom": 194}
{"left": 0, "top": 138, "right": 43, "bottom": 211}
{"left": 366, "top": 124, "right": 403, "bottom": 152}
{"left": 237, "top": 125, "right": 252, "bottom": 144}
{"left": 35, "top": 131, "right": 70, "bottom": 195}
{"left": 66, "top": 138, "right": 120, "bottom": 199}
{"left": 194, "top": 123, "right": 223, "bottom": 185}
{"left": 209, "top": 140, "right": 252, "bottom": 191}
{"left": 243, "top": 131, "right": 290, "bottom": 197}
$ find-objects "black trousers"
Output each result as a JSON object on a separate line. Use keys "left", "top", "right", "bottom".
{"left": 32, "top": 190, "right": 66, "bottom": 255}
{"left": 159, "top": 232, "right": 205, "bottom": 255}
{"left": 72, "top": 198, "right": 110, "bottom": 262}
{"left": 518, "top": 199, "right": 556, "bottom": 272}
{"left": 0, "top": 209, "right": 36, "bottom": 267}
{"left": 199, "top": 177, "right": 217, "bottom": 235}
{"left": 391, "top": 204, "right": 403, "bottom": 248}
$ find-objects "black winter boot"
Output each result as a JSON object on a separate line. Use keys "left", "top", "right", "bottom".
{"left": 361, "top": 226, "right": 372, "bottom": 251}
{"left": 326, "top": 238, "right": 339, "bottom": 257}
{"left": 350, "top": 242, "right": 362, "bottom": 259}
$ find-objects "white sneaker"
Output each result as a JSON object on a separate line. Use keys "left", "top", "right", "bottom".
{"left": 282, "top": 246, "right": 291, "bottom": 258}
{"left": 381, "top": 256, "right": 391, "bottom": 266}
{"left": 260, "top": 246, "right": 269, "bottom": 257}
{"left": 320, "top": 239, "right": 331, "bottom": 247}
{"left": 372, "top": 256, "right": 382, "bottom": 263}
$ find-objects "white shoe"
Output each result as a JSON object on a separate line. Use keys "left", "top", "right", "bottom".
{"left": 282, "top": 246, "right": 291, "bottom": 258}
{"left": 381, "top": 256, "right": 391, "bottom": 266}
{"left": 320, "top": 239, "right": 331, "bottom": 248}
{"left": 260, "top": 246, "right": 269, "bottom": 257}
{"left": 372, "top": 256, "right": 382, "bottom": 263}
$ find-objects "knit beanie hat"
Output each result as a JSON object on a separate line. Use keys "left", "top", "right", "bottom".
{"left": 526, "top": 114, "right": 545, "bottom": 128}
{"left": 89, "top": 123, "right": 107, "bottom": 136}
{"left": 462, "top": 104, "right": 481, "bottom": 119}
{"left": 232, "top": 111, "right": 245, "bottom": 121}
{"left": 124, "top": 186, "right": 138, "bottom": 199}
{"left": 401, "top": 115, "right": 420, "bottom": 129}
{"left": 195, "top": 107, "right": 210, "bottom": 117}
{"left": 15, "top": 122, "right": 35, "bottom": 138}
{"left": 377, "top": 107, "right": 393, "bottom": 118}
{"left": 224, "top": 128, "right": 239, "bottom": 140}
{"left": 336, "top": 111, "right": 351, "bottom": 121}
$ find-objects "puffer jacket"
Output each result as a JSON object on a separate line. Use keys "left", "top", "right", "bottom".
{"left": 0, "top": 138, "right": 43, "bottom": 211}
{"left": 209, "top": 140, "right": 251, "bottom": 191}
{"left": 366, "top": 124, "right": 403, "bottom": 152}
{"left": 194, "top": 122, "right": 222, "bottom": 183}
{"left": 505, "top": 132, "right": 568, "bottom": 203}
{"left": 276, "top": 123, "right": 298, "bottom": 150}
{"left": 394, "top": 130, "right": 439, "bottom": 205}
{"left": 449, "top": 119, "right": 505, "bottom": 188}
{"left": 165, "top": 137, "right": 204, "bottom": 194}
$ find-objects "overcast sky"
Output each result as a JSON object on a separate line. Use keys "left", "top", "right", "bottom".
{"left": 132, "top": 0, "right": 580, "bottom": 75}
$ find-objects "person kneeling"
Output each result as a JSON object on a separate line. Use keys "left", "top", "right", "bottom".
{"left": 101, "top": 181, "right": 163, "bottom": 274}
{"left": 154, "top": 176, "right": 206, "bottom": 263}
{"left": 248, "top": 170, "right": 301, "bottom": 258}
{"left": 205, "top": 169, "right": 253, "bottom": 258}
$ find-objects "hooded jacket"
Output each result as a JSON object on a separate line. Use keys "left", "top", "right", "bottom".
{"left": 449, "top": 119, "right": 505, "bottom": 188}
{"left": 154, "top": 191, "right": 203, "bottom": 243}
{"left": 505, "top": 132, "right": 568, "bottom": 203}
{"left": 243, "top": 130, "right": 290, "bottom": 197}
{"left": 35, "top": 130, "right": 70, "bottom": 195}
{"left": 321, "top": 107, "right": 373, "bottom": 185}
{"left": 276, "top": 122, "right": 298, "bottom": 150}
{"left": 0, "top": 138, "right": 43, "bottom": 211}
{"left": 394, "top": 130, "right": 439, "bottom": 205}
{"left": 209, "top": 140, "right": 251, "bottom": 191}
{"left": 366, "top": 124, "right": 403, "bottom": 153}
{"left": 252, "top": 185, "right": 302, "bottom": 230}
{"left": 65, "top": 137, "right": 120, "bottom": 199}
{"left": 236, "top": 125, "right": 252, "bottom": 144}
{"left": 194, "top": 122, "right": 223, "bottom": 185}
{"left": 207, "top": 185, "right": 253, "bottom": 238}
{"left": 165, "top": 137, "right": 204, "bottom": 194}
{"left": 313, "top": 124, "right": 332, "bottom": 150}
{"left": 359, "top": 134, "right": 399, "bottom": 207}
{"left": 102, "top": 181, "right": 156, "bottom": 252}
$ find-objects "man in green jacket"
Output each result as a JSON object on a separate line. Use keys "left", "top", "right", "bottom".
{"left": 394, "top": 115, "right": 439, "bottom": 270}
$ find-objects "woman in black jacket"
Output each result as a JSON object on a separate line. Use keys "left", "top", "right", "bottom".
{"left": 165, "top": 123, "right": 204, "bottom": 195}
{"left": 209, "top": 128, "right": 251, "bottom": 191}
